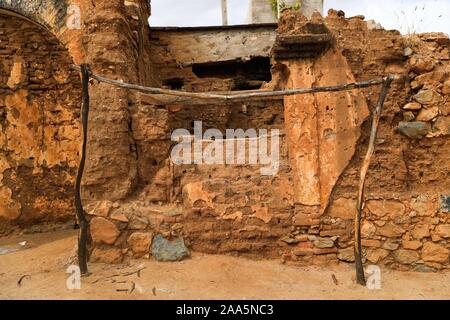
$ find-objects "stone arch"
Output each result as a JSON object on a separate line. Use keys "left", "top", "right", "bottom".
{"left": 0, "top": 9, "right": 82, "bottom": 232}
{"left": 0, "top": 0, "right": 69, "bottom": 33}
{"left": 0, "top": 1, "right": 84, "bottom": 64}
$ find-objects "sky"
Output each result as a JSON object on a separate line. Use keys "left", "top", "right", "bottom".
{"left": 149, "top": 0, "right": 450, "bottom": 35}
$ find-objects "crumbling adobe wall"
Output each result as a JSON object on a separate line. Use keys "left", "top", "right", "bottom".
{"left": 0, "top": 0, "right": 154, "bottom": 232}
{"left": 85, "top": 10, "right": 449, "bottom": 270}
{"left": 129, "top": 25, "right": 283, "bottom": 202}
{"left": 0, "top": 13, "right": 81, "bottom": 233}
{"left": 2, "top": 1, "right": 446, "bottom": 270}
{"left": 86, "top": 24, "right": 295, "bottom": 262}
{"left": 275, "top": 10, "right": 450, "bottom": 271}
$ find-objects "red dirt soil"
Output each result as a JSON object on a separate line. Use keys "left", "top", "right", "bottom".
{"left": 0, "top": 230, "right": 449, "bottom": 300}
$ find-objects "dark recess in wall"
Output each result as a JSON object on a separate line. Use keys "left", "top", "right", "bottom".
{"left": 192, "top": 56, "right": 272, "bottom": 90}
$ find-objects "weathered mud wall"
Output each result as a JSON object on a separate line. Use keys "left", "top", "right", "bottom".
{"left": 0, "top": 14, "right": 81, "bottom": 232}
{"left": 0, "top": 1, "right": 447, "bottom": 270}
{"left": 130, "top": 25, "right": 282, "bottom": 202}
{"left": 0, "top": 0, "right": 153, "bottom": 232}
{"left": 276, "top": 10, "right": 450, "bottom": 270}
{"left": 87, "top": 10, "right": 449, "bottom": 271}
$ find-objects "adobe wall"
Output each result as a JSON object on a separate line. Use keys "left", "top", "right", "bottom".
{"left": 0, "top": 1, "right": 447, "bottom": 271}
{"left": 0, "top": 13, "right": 81, "bottom": 232}
{"left": 277, "top": 10, "right": 450, "bottom": 270}
{"left": 86, "top": 10, "right": 449, "bottom": 271}
{"left": 128, "top": 24, "right": 283, "bottom": 202}
{"left": 0, "top": 0, "right": 154, "bottom": 233}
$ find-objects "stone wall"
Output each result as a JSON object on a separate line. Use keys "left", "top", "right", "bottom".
{"left": 0, "top": 13, "right": 81, "bottom": 233}
{"left": 129, "top": 24, "right": 282, "bottom": 202}
{"left": 86, "top": 10, "right": 449, "bottom": 271}
{"left": 0, "top": 0, "right": 154, "bottom": 232}
{"left": 274, "top": 10, "right": 450, "bottom": 271}
{"left": 0, "top": 1, "right": 448, "bottom": 270}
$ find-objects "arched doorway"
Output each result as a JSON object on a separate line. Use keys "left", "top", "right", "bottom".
{"left": 0, "top": 11, "right": 82, "bottom": 233}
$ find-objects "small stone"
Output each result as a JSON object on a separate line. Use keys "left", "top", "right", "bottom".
{"left": 280, "top": 236, "right": 299, "bottom": 244}
{"left": 420, "top": 32, "right": 450, "bottom": 46}
{"left": 295, "top": 234, "right": 309, "bottom": 242}
{"left": 328, "top": 198, "right": 355, "bottom": 220}
{"left": 383, "top": 239, "right": 400, "bottom": 250}
{"left": 432, "top": 116, "right": 450, "bottom": 136}
{"left": 403, "top": 47, "right": 413, "bottom": 57}
{"left": 411, "top": 224, "right": 430, "bottom": 240}
{"left": 128, "top": 232, "right": 152, "bottom": 254}
{"left": 431, "top": 234, "right": 442, "bottom": 242}
{"left": 385, "top": 63, "right": 408, "bottom": 74}
{"left": 403, "top": 102, "right": 422, "bottom": 110}
{"left": 0, "top": 186, "right": 21, "bottom": 220}
{"left": 377, "top": 222, "right": 406, "bottom": 237}
{"left": 402, "top": 240, "right": 422, "bottom": 250}
{"left": 293, "top": 216, "right": 320, "bottom": 226}
{"left": 439, "top": 103, "right": 450, "bottom": 116}
{"left": 397, "top": 121, "right": 431, "bottom": 139}
{"left": 361, "top": 221, "right": 377, "bottom": 238}
{"left": 168, "top": 104, "right": 183, "bottom": 112}
{"left": 251, "top": 206, "right": 272, "bottom": 224}
{"left": 7, "top": 61, "right": 26, "bottom": 89}
{"left": 337, "top": 247, "right": 354, "bottom": 262}
{"left": 112, "top": 202, "right": 120, "bottom": 209}
{"left": 313, "top": 238, "right": 335, "bottom": 249}
{"left": 413, "top": 89, "right": 443, "bottom": 105}
{"left": 409, "top": 55, "right": 436, "bottom": 74}
{"left": 362, "top": 239, "right": 382, "bottom": 247}
{"left": 366, "top": 20, "right": 383, "bottom": 30}
{"left": 435, "top": 225, "right": 450, "bottom": 238}
{"left": 411, "top": 195, "right": 438, "bottom": 216}
{"left": 422, "top": 242, "right": 449, "bottom": 263}
{"left": 90, "top": 217, "right": 120, "bottom": 245}
{"left": 366, "top": 200, "right": 405, "bottom": 217}
{"left": 110, "top": 211, "right": 129, "bottom": 222}
{"left": 171, "top": 223, "right": 183, "bottom": 231}
{"left": 402, "top": 111, "right": 415, "bottom": 122}
{"left": 393, "top": 249, "right": 420, "bottom": 264}
{"left": 151, "top": 235, "right": 190, "bottom": 262}
{"left": 416, "top": 106, "right": 439, "bottom": 122}
{"left": 129, "top": 216, "right": 149, "bottom": 230}
{"left": 442, "top": 80, "right": 450, "bottom": 95}
{"left": 366, "top": 248, "right": 390, "bottom": 264}
{"left": 90, "top": 247, "right": 123, "bottom": 264}
{"left": 89, "top": 201, "right": 112, "bottom": 217}
{"left": 413, "top": 264, "right": 436, "bottom": 273}
{"left": 440, "top": 195, "right": 450, "bottom": 213}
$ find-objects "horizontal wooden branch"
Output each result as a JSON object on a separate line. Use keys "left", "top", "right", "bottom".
{"left": 70, "top": 64, "right": 402, "bottom": 104}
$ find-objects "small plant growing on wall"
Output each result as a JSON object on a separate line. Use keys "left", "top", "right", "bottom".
{"left": 268, "top": 0, "right": 302, "bottom": 18}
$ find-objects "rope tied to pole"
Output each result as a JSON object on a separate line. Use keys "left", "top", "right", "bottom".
{"left": 69, "top": 64, "right": 399, "bottom": 102}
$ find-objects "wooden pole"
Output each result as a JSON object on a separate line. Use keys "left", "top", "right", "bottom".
{"left": 70, "top": 64, "right": 387, "bottom": 103}
{"left": 75, "top": 64, "right": 91, "bottom": 276}
{"left": 221, "top": 0, "right": 228, "bottom": 26}
{"left": 354, "top": 74, "right": 395, "bottom": 286}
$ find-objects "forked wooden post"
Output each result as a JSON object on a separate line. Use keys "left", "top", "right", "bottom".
{"left": 354, "top": 74, "right": 395, "bottom": 286}
{"left": 75, "top": 64, "right": 91, "bottom": 275}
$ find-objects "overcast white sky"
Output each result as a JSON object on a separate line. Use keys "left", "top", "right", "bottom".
{"left": 149, "top": 0, "right": 449, "bottom": 35}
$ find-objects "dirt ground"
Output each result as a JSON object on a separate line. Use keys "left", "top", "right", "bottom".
{"left": 0, "top": 230, "right": 449, "bottom": 300}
